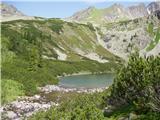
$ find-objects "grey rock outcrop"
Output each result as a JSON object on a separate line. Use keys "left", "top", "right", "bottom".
{"left": 147, "top": 1, "right": 160, "bottom": 14}
{"left": 128, "top": 3, "right": 148, "bottom": 19}
{"left": 0, "top": 2, "right": 35, "bottom": 22}
{"left": 103, "top": 28, "right": 152, "bottom": 59}
{"left": 1, "top": 2, "right": 24, "bottom": 17}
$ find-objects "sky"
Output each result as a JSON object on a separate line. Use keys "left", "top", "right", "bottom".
{"left": 3, "top": 0, "right": 156, "bottom": 18}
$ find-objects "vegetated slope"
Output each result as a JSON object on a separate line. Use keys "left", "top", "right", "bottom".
{"left": 101, "top": 12, "right": 160, "bottom": 59}
{"left": 30, "top": 93, "right": 107, "bottom": 120}
{"left": 1, "top": 19, "right": 121, "bottom": 103}
{"left": 1, "top": 19, "right": 120, "bottom": 62}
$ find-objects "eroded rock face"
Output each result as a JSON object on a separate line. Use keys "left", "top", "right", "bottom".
{"left": 100, "top": 8, "right": 160, "bottom": 60}
{"left": 103, "top": 28, "right": 152, "bottom": 59}
{"left": 147, "top": 1, "right": 160, "bottom": 14}
{"left": 154, "top": 10, "right": 160, "bottom": 19}
{"left": 128, "top": 3, "right": 148, "bottom": 19}
{"left": 103, "top": 3, "right": 129, "bottom": 22}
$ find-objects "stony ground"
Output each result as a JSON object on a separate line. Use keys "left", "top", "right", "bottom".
{"left": 1, "top": 85, "right": 107, "bottom": 120}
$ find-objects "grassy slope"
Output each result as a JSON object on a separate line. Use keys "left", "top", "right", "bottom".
{"left": 1, "top": 79, "right": 25, "bottom": 104}
{"left": 1, "top": 19, "right": 121, "bottom": 104}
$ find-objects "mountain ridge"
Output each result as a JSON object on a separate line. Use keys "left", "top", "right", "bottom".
{"left": 68, "top": 1, "right": 160, "bottom": 25}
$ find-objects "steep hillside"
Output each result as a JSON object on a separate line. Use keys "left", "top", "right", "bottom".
{"left": 1, "top": 19, "right": 120, "bottom": 62}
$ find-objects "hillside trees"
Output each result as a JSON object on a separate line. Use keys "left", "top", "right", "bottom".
{"left": 23, "top": 27, "right": 44, "bottom": 70}
{"left": 108, "top": 52, "right": 160, "bottom": 114}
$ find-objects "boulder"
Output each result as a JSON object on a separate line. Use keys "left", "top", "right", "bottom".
{"left": 6, "top": 111, "right": 17, "bottom": 119}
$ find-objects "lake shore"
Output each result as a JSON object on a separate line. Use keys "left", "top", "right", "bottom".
{"left": 1, "top": 73, "right": 113, "bottom": 119}
{"left": 39, "top": 84, "right": 108, "bottom": 94}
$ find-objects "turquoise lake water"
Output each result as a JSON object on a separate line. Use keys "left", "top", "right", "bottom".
{"left": 59, "top": 73, "right": 114, "bottom": 88}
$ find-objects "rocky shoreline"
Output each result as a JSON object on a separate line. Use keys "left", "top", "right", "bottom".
{"left": 39, "top": 84, "right": 108, "bottom": 93}
{"left": 1, "top": 85, "right": 108, "bottom": 120}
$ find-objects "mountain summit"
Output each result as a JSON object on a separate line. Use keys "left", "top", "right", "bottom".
{"left": 0, "top": 2, "right": 35, "bottom": 22}
{"left": 1, "top": 3, "right": 24, "bottom": 17}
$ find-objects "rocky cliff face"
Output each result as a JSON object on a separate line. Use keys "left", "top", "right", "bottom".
{"left": 103, "top": 4, "right": 129, "bottom": 22}
{"left": 147, "top": 1, "right": 160, "bottom": 14}
{"left": 102, "top": 14, "right": 160, "bottom": 60}
{"left": 128, "top": 3, "right": 148, "bottom": 19}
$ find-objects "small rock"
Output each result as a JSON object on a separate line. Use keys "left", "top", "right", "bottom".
{"left": 103, "top": 106, "right": 113, "bottom": 116}
{"left": 34, "top": 95, "right": 41, "bottom": 100}
{"left": 0, "top": 107, "right": 4, "bottom": 113}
